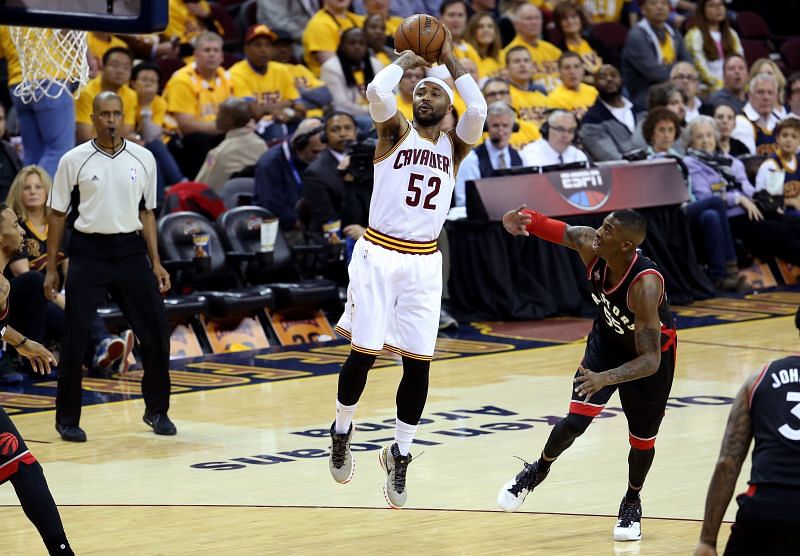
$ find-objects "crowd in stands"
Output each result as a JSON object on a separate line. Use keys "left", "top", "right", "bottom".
{"left": 1, "top": 0, "right": 800, "bottom": 379}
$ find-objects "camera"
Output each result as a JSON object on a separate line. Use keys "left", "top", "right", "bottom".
{"left": 344, "top": 138, "right": 377, "bottom": 184}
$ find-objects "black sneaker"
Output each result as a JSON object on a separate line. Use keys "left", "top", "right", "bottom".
{"left": 496, "top": 459, "right": 549, "bottom": 511}
{"left": 56, "top": 423, "right": 87, "bottom": 442}
{"left": 143, "top": 411, "right": 177, "bottom": 435}
{"left": 328, "top": 422, "right": 355, "bottom": 484}
{"left": 613, "top": 496, "right": 642, "bottom": 541}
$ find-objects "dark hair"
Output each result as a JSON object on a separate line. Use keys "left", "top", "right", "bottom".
{"left": 610, "top": 209, "right": 647, "bottom": 244}
{"left": 723, "top": 53, "right": 747, "bottom": 71}
{"left": 553, "top": 2, "right": 590, "bottom": 37}
{"left": 440, "top": 0, "right": 469, "bottom": 16}
{"left": 787, "top": 71, "right": 800, "bottom": 98}
{"left": 131, "top": 62, "right": 161, "bottom": 84}
{"left": 648, "top": 82, "right": 687, "bottom": 110}
{"left": 336, "top": 28, "right": 375, "bottom": 90}
{"left": 465, "top": 12, "right": 501, "bottom": 60}
{"left": 642, "top": 107, "right": 682, "bottom": 145}
{"left": 505, "top": 44, "right": 530, "bottom": 65}
{"left": 775, "top": 116, "right": 800, "bottom": 136}
{"left": 558, "top": 50, "right": 582, "bottom": 68}
{"left": 323, "top": 110, "right": 357, "bottom": 131}
{"left": 102, "top": 46, "right": 134, "bottom": 66}
{"left": 712, "top": 102, "right": 737, "bottom": 117}
{"left": 689, "top": 0, "right": 738, "bottom": 62}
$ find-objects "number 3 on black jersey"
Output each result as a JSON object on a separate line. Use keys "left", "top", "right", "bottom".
{"left": 779, "top": 391, "right": 800, "bottom": 441}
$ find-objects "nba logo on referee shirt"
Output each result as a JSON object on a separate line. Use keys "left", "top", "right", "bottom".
{"left": 130, "top": 168, "right": 137, "bottom": 182}
{"left": 550, "top": 169, "right": 610, "bottom": 211}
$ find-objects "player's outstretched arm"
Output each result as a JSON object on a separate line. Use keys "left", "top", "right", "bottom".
{"left": 694, "top": 377, "right": 755, "bottom": 556}
{"left": 368, "top": 51, "right": 427, "bottom": 160}
{"left": 502, "top": 205, "right": 596, "bottom": 265}
{"left": 439, "top": 28, "right": 487, "bottom": 167}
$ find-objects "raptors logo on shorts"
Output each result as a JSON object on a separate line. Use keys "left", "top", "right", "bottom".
{"left": 0, "top": 432, "right": 18, "bottom": 456}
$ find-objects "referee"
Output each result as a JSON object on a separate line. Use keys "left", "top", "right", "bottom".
{"left": 45, "top": 91, "right": 175, "bottom": 442}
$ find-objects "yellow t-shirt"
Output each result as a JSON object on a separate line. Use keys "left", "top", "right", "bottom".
{"left": 75, "top": 76, "right": 138, "bottom": 127}
{"left": 164, "top": 0, "right": 216, "bottom": 44}
{"left": 579, "top": 0, "right": 631, "bottom": 24}
{"left": 302, "top": 9, "right": 365, "bottom": 76}
{"left": 500, "top": 36, "right": 562, "bottom": 92}
{"left": 545, "top": 83, "right": 599, "bottom": 113}
{"left": 478, "top": 56, "right": 503, "bottom": 80}
{"left": 568, "top": 39, "right": 603, "bottom": 77}
{"left": 660, "top": 33, "right": 675, "bottom": 65}
{"left": 510, "top": 119, "right": 542, "bottom": 150}
{"left": 230, "top": 60, "right": 299, "bottom": 105}
{"left": 137, "top": 95, "right": 168, "bottom": 129}
{"left": 454, "top": 40, "right": 483, "bottom": 73}
{"left": 385, "top": 15, "right": 404, "bottom": 38}
{"left": 509, "top": 85, "right": 549, "bottom": 126}
{"left": 285, "top": 63, "right": 324, "bottom": 90}
{"left": 396, "top": 95, "right": 414, "bottom": 121}
{"left": 164, "top": 63, "right": 235, "bottom": 122}
{"left": 87, "top": 33, "right": 128, "bottom": 65}
{"left": 375, "top": 50, "right": 393, "bottom": 67}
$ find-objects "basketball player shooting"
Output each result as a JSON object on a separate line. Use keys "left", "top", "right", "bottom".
{"left": 497, "top": 207, "right": 677, "bottom": 542}
{"left": 328, "top": 24, "right": 487, "bottom": 508}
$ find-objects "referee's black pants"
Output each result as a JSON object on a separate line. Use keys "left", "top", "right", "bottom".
{"left": 55, "top": 231, "right": 171, "bottom": 427}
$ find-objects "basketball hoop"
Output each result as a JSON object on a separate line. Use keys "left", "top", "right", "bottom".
{"left": 9, "top": 26, "right": 89, "bottom": 103}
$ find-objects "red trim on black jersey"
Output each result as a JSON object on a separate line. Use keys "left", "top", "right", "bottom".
{"left": 603, "top": 252, "right": 639, "bottom": 295}
{"left": 586, "top": 256, "right": 599, "bottom": 280}
{"left": 626, "top": 268, "right": 665, "bottom": 313}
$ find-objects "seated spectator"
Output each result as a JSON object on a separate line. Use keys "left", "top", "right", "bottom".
{"left": 5, "top": 165, "right": 134, "bottom": 375}
{"left": 578, "top": 0, "right": 638, "bottom": 26}
{"left": 552, "top": 2, "right": 603, "bottom": 81}
{"left": 267, "top": 29, "right": 333, "bottom": 118}
{"left": 254, "top": 118, "right": 326, "bottom": 245}
{"left": 731, "top": 73, "right": 784, "bottom": 155}
{"left": 643, "top": 106, "right": 682, "bottom": 157}
{"left": 579, "top": 64, "right": 647, "bottom": 161}
{"left": 364, "top": 14, "right": 396, "bottom": 67}
{"left": 521, "top": 110, "right": 588, "bottom": 166}
{"left": 165, "top": 0, "right": 222, "bottom": 58}
{"left": 482, "top": 79, "right": 542, "bottom": 149}
{"left": 75, "top": 47, "right": 139, "bottom": 144}
{"left": 256, "top": 0, "right": 315, "bottom": 47}
{"left": 0, "top": 104, "right": 22, "bottom": 201}
{"left": 546, "top": 51, "right": 598, "bottom": 119}
{"left": 466, "top": 12, "right": 504, "bottom": 80}
{"left": 713, "top": 103, "right": 750, "bottom": 157}
{"left": 440, "top": 0, "right": 483, "bottom": 71}
{"left": 396, "top": 67, "right": 425, "bottom": 120}
{"left": 302, "top": 111, "right": 358, "bottom": 233}
{"left": 163, "top": 32, "right": 233, "bottom": 177}
{"left": 230, "top": 25, "right": 305, "bottom": 142}
{"left": 787, "top": 73, "right": 800, "bottom": 119}
{"left": 750, "top": 58, "right": 788, "bottom": 117}
{"left": 621, "top": 0, "right": 691, "bottom": 107}
{"left": 455, "top": 102, "right": 525, "bottom": 207}
{"left": 633, "top": 81, "right": 687, "bottom": 152}
{"left": 683, "top": 0, "right": 742, "bottom": 94}
{"left": 130, "top": 62, "right": 186, "bottom": 206}
{"left": 708, "top": 54, "right": 748, "bottom": 114}
{"left": 500, "top": 4, "right": 562, "bottom": 91}
{"left": 670, "top": 62, "right": 711, "bottom": 123}
{"left": 683, "top": 116, "right": 800, "bottom": 267}
{"left": 754, "top": 117, "right": 800, "bottom": 215}
{"left": 321, "top": 27, "right": 383, "bottom": 133}
{"left": 302, "top": 0, "right": 364, "bottom": 77}
{"left": 363, "top": 0, "right": 404, "bottom": 38}
{"left": 505, "top": 46, "right": 549, "bottom": 127}
{"left": 195, "top": 98, "right": 268, "bottom": 192}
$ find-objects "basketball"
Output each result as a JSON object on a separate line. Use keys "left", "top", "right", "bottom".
{"left": 394, "top": 14, "right": 446, "bottom": 63}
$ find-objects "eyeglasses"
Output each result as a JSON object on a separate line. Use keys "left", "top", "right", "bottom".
{"left": 551, "top": 125, "right": 577, "bottom": 134}
{"left": 672, "top": 74, "right": 698, "bottom": 82}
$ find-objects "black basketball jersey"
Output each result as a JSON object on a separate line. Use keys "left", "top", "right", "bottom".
{"left": 748, "top": 356, "right": 800, "bottom": 488}
{"left": 586, "top": 252, "right": 676, "bottom": 368}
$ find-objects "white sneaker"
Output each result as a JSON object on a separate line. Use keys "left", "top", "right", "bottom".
{"left": 379, "top": 443, "right": 412, "bottom": 508}
{"left": 328, "top": 422, "right": 355, "bottom": 484}
{"left": 497, "top": 459, "right": 549, "bottom": 512}
{"left": 613, "top": 496, "right": 642, "bottom": 541}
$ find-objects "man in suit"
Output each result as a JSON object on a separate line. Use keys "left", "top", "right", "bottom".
{"left": 455, "top": 102, "right": 524, "bottom": 207}
{"left": 302, "top": 111, "right": 358, "bottom": 234}
{"left": 579, "top": 65, "right": 647, "bottom": 162}
{"left": 253, "top": 118, "right": 325, "bottom": 245}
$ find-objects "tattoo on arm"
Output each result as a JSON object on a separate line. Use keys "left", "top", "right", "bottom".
{"left": 605, "top": 327, "right": 661, "bottom": 385}
{"left": 699, "top": 384, "right": 753, "bottom": 546}
{"left": 443, "top": 55, "right": 467, "bottom": 81}
{"left": 563, "top": 225, "right": 597, "bottom": 264}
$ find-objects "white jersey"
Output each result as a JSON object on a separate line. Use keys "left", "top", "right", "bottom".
{"left": 369, "top": 124, "right": 455, "bottom": 243}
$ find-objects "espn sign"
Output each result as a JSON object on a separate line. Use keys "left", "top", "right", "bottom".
{"left": 560, "top": 169, "right": 603, "bottom": 189}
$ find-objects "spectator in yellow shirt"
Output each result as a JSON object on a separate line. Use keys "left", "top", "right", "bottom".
{"left": 230, "top": 24, "right": 305, "bottom": 142}
{"left": 466, "top": 13, "right": 504, "bottom": 81}
{"left": 396, "top": 67, "right": 425, "bottom": 121}
{"left": 500, "top": 3, "right": 562, "bottom": 91}
{"left": 86, "top": 32, "right": 127, "bottom": 78}
{"left": 552, "top": 2, "right": 603, "bottom": 83}
{"left": 481, "top": 78, "right": 542, "bottom": 150}
{"left": 164, "top": 0, "right": 221, "bottom": 54}
{"left": 267, "top": 29, "right": 332, "bottom": 119}
{"left": 505, "top": 46, "right": 549, "bottom": 128}
{"left": 440, "top": 0, "right": 483, "bottom": 72}
{"left": 364, "top": 14, "right": 396, "bottom": 67}
{"left": 163, "top": 32, "right": 234, "bottom": 177}
{"left": 302, "top": 0, "right": 365, "bottom": 76}
{"left": 363, "top": 0, "right": 404, "bottom": 38}
{"left": 75, "top": 47, "right": 139, "bottom": 144}
{"left": 546, "top": 52, "right": 599, "bottom": 119}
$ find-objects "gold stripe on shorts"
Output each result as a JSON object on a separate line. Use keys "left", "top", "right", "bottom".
{"left": 335, "top": 326, "right": 382, "bottom": 356}
{"left": 364, "top": 228, "right": 438, "bottom": 255}
{"left": 384, "top": 343, "right": 434, "bottom": 361}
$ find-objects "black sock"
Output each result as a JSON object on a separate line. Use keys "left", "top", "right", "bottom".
{"left": 625, "top": 485, "right": 641, "bottom": 501}
{"left": 44, "top": 532, "right": 73, "bottom": 555}
{"left": 537, "top": 453, "right": 553, "bottom": 472}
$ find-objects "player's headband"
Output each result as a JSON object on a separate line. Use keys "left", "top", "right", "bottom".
{"left": 413, "top": 77, "right": 454, "bottom": 105}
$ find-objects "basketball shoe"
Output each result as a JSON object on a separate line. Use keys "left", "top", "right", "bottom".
{"left": 497, "top": 459, "right": 549, "bottom": 511}
{"left": 613, "top": 496, "right": 642, "bottom": 541}
{"left": 379, "top": 443, "right": 412, "bottom": 508}
{"left": 328, "top": 422, "right": 355, "bottom": 484}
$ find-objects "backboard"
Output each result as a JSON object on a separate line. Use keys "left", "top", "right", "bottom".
{"left": 0, "top": 0, "right": 168, "bottom": 33}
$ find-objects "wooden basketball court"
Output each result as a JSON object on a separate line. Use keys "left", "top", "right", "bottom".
{"left": 0, "top": 314, "right": 797, "bottom": 555}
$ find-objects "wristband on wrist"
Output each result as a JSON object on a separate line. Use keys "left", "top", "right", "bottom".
{"left": 522, "top": 209, "right": 567, "bottom": 244}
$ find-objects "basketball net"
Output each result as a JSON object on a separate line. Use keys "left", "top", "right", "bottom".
{"left": 9, "top": 27, "right": 89, "bottom": 104}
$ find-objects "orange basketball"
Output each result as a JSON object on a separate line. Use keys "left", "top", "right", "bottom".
{"left": 394, "top": 14, "right": 446, "bottom": 63}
